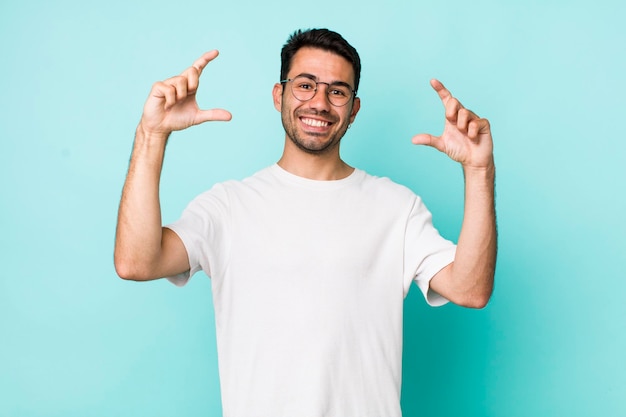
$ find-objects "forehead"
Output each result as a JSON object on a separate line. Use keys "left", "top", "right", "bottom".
{"left": 288, "top": 47, "right": 355, "bottom": 85}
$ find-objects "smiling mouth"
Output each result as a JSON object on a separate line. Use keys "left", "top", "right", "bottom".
{"left": 301, "top": 117, "right": 331, "bottom": 128}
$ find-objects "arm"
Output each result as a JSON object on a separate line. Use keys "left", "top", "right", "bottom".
{"left": 412, "top": 79, "right": 496, "bottom": 308}
{"left": 114, "top": 51, "right": 232, "bottom": 281}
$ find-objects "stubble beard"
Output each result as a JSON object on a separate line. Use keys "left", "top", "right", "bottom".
{"left": 281, "top": 110, "right": 350, "bottom": 156}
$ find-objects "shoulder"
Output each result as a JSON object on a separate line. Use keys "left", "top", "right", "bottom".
{"left": 357, "top": 169, "right": 418, "bottom": 201}
{"left": 188, "top": 165, "right": 279, "bottom": 208}
{"left": 199, "top": 166, "right": 275, "bottom": 193}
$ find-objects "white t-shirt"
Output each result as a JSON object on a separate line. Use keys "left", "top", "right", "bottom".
{"left": 166, "top": 164, "right": 456, "bottom": 417}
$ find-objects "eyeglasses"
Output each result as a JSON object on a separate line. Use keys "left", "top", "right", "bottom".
{"left": 280, "top": 75, "right": 356, "bottom": 107}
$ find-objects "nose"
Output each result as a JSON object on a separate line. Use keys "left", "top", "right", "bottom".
{"left": 307, "top": 82, "right": 332, "bottom": 111}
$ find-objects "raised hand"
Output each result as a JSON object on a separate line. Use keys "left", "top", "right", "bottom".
{"left": 140, "top": 50, "right": 232, "bottom": 136}
{"left": 412, "top": 79, "right": 493, "bottom": 169}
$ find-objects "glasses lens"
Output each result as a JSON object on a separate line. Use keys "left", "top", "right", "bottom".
{"left": 327, "top": 84, "right": 352, "bottom": 106}
{"left": 289, "top": 76, "right": 353, "bottom": 106}
{"left": 291, "top": 76, "right": 316, "bottom": 101}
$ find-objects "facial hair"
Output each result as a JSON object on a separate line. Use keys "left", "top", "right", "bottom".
{"left": 281, "top": 109, "right": 351, "bottom": 155}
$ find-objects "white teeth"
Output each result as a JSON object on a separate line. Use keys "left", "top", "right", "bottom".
{"left": 302, "top": 118, "right": 329, "bottom": 127}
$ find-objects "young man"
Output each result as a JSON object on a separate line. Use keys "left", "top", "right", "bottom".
{"left": 115, "top": 29, "right": 496, "bottom": 417}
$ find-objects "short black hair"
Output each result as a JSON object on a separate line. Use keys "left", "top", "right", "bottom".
{"left": 280, "top": 28, "right": 361, "bottom": 94}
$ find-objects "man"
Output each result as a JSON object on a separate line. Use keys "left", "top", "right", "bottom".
{"left": 115, "top": 29, "right": 496, "bottom": 417}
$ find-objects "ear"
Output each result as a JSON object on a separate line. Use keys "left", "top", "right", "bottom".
{"left": 349, "top": 97, "right": 361, "bottom": 124}
{"left": 272, "top": 83, "right": 283, "bottom": 112}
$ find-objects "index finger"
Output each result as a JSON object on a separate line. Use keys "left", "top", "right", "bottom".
{"left": 430, "top": 78, "right": 453, "bottom": 103}
{"left": 191, "top": 49, "right": 220, "bottom": 75}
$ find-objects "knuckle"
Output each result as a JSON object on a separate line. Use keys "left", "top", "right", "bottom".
{"left": 171, "top": 75, "right": 186, "bottom": 85}
{"left": 152, "top": 81, "right": 166, "bottom": 91}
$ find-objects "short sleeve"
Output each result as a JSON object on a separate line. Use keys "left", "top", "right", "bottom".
{"left": 164, "top": 183, "right": 231, "bottom": 286}
{"left": 403, "top": 196, "right": 456, "bottom": 306}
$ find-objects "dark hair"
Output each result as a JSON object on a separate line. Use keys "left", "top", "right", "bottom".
{"left": 280, "top": 28, "right": 361, "bottom": 94}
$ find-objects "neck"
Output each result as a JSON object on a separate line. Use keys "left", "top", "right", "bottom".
{"left": 277, "top": 140, "right": 354, "bottom": 181}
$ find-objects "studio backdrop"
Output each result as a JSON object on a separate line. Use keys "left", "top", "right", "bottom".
{"left": 1, "top": 0, "right": 624, "bottom": 416}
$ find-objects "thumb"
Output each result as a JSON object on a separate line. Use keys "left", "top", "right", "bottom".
{"left": 412, "top": 133, "right": 439, "bottom": 147}
{"left": 195, "top": 108, "right": 233, "bottom": 124}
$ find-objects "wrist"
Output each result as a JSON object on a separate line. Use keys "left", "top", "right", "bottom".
{"left": 462, "top": 156, "right": 495, "bottom": 175}
{"left": 462, "top": 160, "right": 496, "bottom": 184}
{"left": 136, "top": 122, "right": 171, "bottom": 145}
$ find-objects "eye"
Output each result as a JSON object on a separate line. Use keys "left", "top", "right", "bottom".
{"left": 295, "top": 80, "right": 315, "bottom": 90}
{"left": 329, "top": 86, "right": 349, "bottom": 97}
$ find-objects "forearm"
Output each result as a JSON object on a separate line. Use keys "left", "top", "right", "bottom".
{"left": 114, "top": 125, "right": 170, "bottom": 280}
{"left": 450, "top": 163, "right": 497, "bottom": 307}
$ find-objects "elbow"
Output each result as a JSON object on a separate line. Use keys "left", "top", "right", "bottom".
{"left": 114, "top": 260, "right": 140, "bottom": 281}
{"left": 114, "top": 254, "right": 154, "bottom": 282}
{"left": 465, "top": 293, "right": 491, "bottom": 309}
{"left": 444, "top": 290, "right": 492, "bottom": 309}
{"left": 461, "top": 287, "right": 493, "bottom": 309}
{"left": 456, "top": 270, "right": 494, "bottom": 309}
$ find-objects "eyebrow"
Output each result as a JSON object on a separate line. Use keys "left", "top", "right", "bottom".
{"left": 296, "top": 73, "right": 353, "bottom": 90}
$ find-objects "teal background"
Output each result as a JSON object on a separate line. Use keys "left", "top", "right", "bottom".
{"left": 1, "top": 0, "right": 624, "bottom": 416}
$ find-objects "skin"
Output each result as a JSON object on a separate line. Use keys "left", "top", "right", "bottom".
{"left": 114, "top": 47, "right": 496, "bottom": 309}
{"left": 273, "top": 47, "right": 360, "bottom": 180}
{"left": 413, "top": 79, "right": 496, "bottom": 308}
{"left": 114, "top": 51, "right": 230, "bottom": 280}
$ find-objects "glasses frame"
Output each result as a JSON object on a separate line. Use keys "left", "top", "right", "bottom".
{"left": 280, "top": 76, "right": 357, "bottom": 107}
